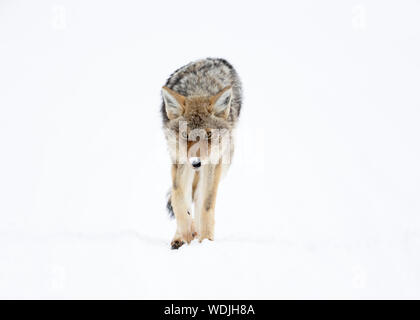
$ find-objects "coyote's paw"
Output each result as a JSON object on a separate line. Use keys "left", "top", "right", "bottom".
{"left": 198, "top": 230, "right": 214, "bottom": 243}
{"left": 171, "top": 239, "right": 184, "bottom": 250}
{"left": 171, "top": 220, "right": 196, "bottom": 249}
{"left": 198, "top": 220, "right": 215, "bottom": 243}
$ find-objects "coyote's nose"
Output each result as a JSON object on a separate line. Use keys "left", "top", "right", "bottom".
{"left": 190, "top": 157, "right": 201, "bottom": 169}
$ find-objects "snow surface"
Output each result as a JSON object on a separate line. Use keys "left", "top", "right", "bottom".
{"left": 0, "top": 0, "right": 420, "bottom": 299}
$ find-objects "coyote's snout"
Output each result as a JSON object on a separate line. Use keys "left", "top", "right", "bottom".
{"left": 161, "top": 58, "right": 242, "bottom": 249}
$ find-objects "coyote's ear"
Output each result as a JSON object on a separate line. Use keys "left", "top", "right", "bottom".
{"left": 162, "top": 87, "right": 185, "bottom": 119}
{"left": 209, "top": 86, "right": 232, "bottom": 119}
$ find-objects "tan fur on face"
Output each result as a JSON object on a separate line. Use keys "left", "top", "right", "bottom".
{"left": 165, "top": 91, "right": 232, "bottom": 163}
{"left": 163, "top": 87, "right": 233, "bottom": 131}
{"left": 184, "top": 96, "right": 211, "bottom": 116}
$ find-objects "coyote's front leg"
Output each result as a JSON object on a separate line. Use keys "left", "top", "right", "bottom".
{"left": 198, "top": 163, "right": 222, "bottom": 242}
{"left": 170, "top": 164, "right": 196, "bottom": 249}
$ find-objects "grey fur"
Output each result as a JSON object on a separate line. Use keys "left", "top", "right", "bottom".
{"left": 161, "top": 58, "right": 242, "bottom": 125}
{"left": 166, "top": 191, "right": 174, "bottom": 218}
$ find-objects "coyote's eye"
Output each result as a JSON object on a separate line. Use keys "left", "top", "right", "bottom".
{"left": 181, "top": 131, "right": 188, "bottom": 140}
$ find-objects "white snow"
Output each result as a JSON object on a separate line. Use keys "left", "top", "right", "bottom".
{"left": 0, "top": 0, "right": 419, "bottom": 299}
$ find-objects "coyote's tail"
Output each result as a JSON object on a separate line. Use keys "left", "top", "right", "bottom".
{"left": 166, "top": 190, "right": 174, "bottom": 219}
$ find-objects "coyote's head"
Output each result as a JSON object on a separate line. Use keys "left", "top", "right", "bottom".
{"left": 162, "top": 86, "right": 233, "bottom": 169}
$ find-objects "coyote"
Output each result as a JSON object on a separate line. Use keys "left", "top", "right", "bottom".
{"left": 161, "top": 58, "right": 242, "bottom": 249}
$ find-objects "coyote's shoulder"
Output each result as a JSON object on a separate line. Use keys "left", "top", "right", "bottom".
{"left": 161, "top": 58, "right": 242, "bottom": 125}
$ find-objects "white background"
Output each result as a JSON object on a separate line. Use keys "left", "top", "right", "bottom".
{"left": 0, "top": 0, "right": 419, "bottom": 299}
